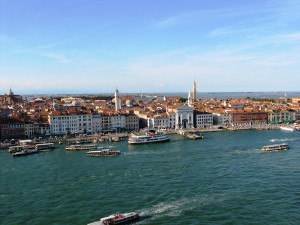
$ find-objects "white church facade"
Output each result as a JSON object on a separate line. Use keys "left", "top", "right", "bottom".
{"left": 175, "top": 105, "right": 194, "bottom": 129}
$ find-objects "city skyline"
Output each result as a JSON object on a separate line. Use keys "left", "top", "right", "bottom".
{"left": 1, "top": 0, "right": 300, "bottom": 94}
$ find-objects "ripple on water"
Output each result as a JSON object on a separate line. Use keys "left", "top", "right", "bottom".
{"left": 1, "top": 130, "right": 300, "bottom": 225}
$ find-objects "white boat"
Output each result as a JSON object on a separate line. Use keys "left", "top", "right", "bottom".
{"left": 128, "top": 130, "right": 170, "bottom": 144}
{"left": 12, "top": 149, "right": 39, "bottom": 156}
{"left": 88, "top": 212, "right": 139, "bottom": 225}
{"left": 35, "top": 143, "right": 55, "bottom": 151}
{"left": 279, "top": 126, "right": 294, "bottom": 131}
{"left": 262, "top": 144, "right": 289, "bottom": 151}
{"left": 66, "top": 144, "right": 97, "bottom": 151}
{"left": 9, "top": 145, "right": 25, "bottom": 153}
{"left": 86, "top": 149, "right": 121, "bottom": 157}
{"left": 9, "top": 145, "right": 35, "bottom": 153}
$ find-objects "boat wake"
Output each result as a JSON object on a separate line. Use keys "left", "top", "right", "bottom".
{"left": 138, "top": 193, "right": 232, "bottom": 223}
{"left": 138, "top": 198, "right": 193, "bottom": 222}
{"left": 233, "top": 149, "right": 261, "bottom": 155}
{"left": 270, "top": 138, "right": 300, "bottom": 143}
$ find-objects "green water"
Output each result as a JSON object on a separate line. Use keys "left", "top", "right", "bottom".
{"left": 1, "top": 130, "right": 300, "bottom": 225}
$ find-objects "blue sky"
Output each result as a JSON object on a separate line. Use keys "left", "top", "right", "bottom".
{"left": 1, "top": 0, "right": 300, "bottom": 94}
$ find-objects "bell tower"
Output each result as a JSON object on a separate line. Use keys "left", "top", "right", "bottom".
{"left": 193, "top": 80, "right": 197, "bottom": 103}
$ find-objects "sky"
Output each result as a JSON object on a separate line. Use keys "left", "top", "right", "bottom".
{"left": 1, "top": 0, "right": 300, "bottom": 94}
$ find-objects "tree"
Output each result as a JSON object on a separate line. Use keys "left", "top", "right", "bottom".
{"left": 178, "top": 98, "right": 187, "bottom": 103}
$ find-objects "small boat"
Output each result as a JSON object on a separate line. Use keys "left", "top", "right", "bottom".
{"left": 12, "top": 149, "right": 39, "bottom": 156}
{"left": 185, "top": 132, "right": 204, "bottom": 140}
{"left": 262, "top": 144, "right": 289, "bottom": 151}
{"left": 86, "top": 149, "right": 121, "bottom": 157}
{"left": 279, "top": 126, "right": 294, "bottom": 131}
{"left": 88, "top": 212, "right": 139, "bottom": 225}
{"left": 66, "top": 144, "right": 97, "bottom": 151}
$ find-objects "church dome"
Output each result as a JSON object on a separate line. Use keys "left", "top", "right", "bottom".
{"left": 72, "top": 100, "right": 81, "bottom": 106}
{"left": 7, "top": 88, "right": 14, "bottom": 96}
{"left": 126, "top": 99, "right": 133, "bottom": 107}
{"left": 53, "top": 102, "right": 59, "bottom": 110}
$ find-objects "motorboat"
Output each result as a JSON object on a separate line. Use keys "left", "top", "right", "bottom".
{"left": 88, "top": 212, "right": 140, "bottom": 225}
{"left": 185, "top": 132, "right": 204, "bottom": 140}
{"left": 279, "top": 126, "right": 294, "bottom": 131}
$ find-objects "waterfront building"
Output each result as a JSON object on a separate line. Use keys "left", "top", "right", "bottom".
{"left": 167, "top": 112, "right": 176, "bottom": 129}
{"left": 175, "top": 105, "right": 194, "bottom": 129}
{"left": 147, "top": 113, "right": 170, "bottom": 129}
{"left": 268, "top": 110, "right": 296, "bottom": 124}
{"left": 49, "top": 112, "right": 93, "bottom": 135}
{"left": 212, "top": 111, "right": 233, "bottom": 127}
{"left": 0, "top": 119, "right": 24, "bottom": 140}
{"left": 194, "top": 111, "right": 213, "bottom": 128}
{"left": 125, "top": 114, "right": 139, "bottom": 131}
{"left": 101, "top": 114, "right": 112, "bottom": 132}
{"left": 24, "top": 122, "right": 51, "bottom": 138}
{"left": 111, "top": 113, "right": 126, "bottom": 132}
{"left": 230, "top": 111, "right": 268, "bottom": 126}
{"left": 92, "top": 113, "right": 102, "bottom": 134}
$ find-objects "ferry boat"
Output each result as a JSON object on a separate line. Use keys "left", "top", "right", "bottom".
{"left": 35, "top": 143, "right": 55, "bottom": 151}
{"left": 128, "top": 130, "right": 170, "bottom": 144}
{"left": 86, "top": 149, "right": 121, "bottom": 157}
{"left": 88, "top": 212, "right": 139, "bottom": 225}
{"left": 9, "top": 145, "right": 25, "bottom": 153}
{"left": 65, "top": 144, "right": 97, "bottom": 151}
{"left": 12, "top": 149, "right": 39, "bottom": 156}
{"left": 9, "top": 145, "right": 35, "bottom": 153}
{"left": 262, "top": 144, "right": 289, "bottom": 151}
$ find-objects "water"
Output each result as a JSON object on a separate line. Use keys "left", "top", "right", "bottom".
{"left": 1, "top": 130, "right": 300, "bottom": 225}
{"left": 24, "top": 91, "right": 300, "bottom": 100}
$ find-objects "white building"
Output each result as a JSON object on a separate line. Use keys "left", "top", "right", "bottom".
{"left": 102, "top": 115, "right": 112, "bottom": 131}
{"left": 175, "top": 105, "right": 194, "bottom": 129}
{"left": 111, "top": 114, "right": 126, "bottom": 131}
{"left": 147, "top": 113, "right": 170, "bottom": 129}
{"left": 92, "top": 114, "right": 102, "bottom": 134}
{"left": 195, "top": 112, "right": 213, "bottom": 128}
{"left": 49, "top": 112, "right": 93, "bottom": 135}
{"left": 167, "top": 112, "right": 176, "bottom": 129}
{"left": 268, "top": 110, "right": 296, "bottom": 123}
{"left": 212, "top": 111, "right": 232, "bottom": 127}
{"left": 125, "top": 114, "right": 139, "bottom": 131}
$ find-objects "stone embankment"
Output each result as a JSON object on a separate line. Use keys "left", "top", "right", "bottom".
{"left": 57, "top": 133, "right": 129, "bottom": 144}
{"left": 227, "top": 124, "right": 280, "bottom": 131}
